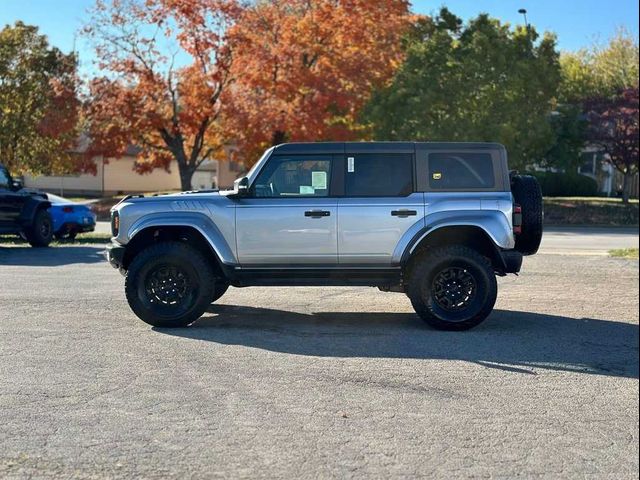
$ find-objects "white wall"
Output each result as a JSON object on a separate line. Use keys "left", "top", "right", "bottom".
{"left": 24, "top": 155, "right": 242, "bottom": 195}
{"left": 103, "top": 157, "right": 181, "bottom": 193}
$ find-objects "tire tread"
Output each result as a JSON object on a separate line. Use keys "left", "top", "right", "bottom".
{"left": 406, "top": 245, "right": 497, "bottom": 331}
{"left": 125, "top": 241, "right": 216, "bottom": 328}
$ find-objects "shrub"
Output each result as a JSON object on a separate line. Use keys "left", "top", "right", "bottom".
{"left": 526, "top": 171, "right": 599, "bottom": 197}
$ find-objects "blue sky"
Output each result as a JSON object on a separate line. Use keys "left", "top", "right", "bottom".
{"left": 1, "top": 0, "right": 638, "bottom": 75}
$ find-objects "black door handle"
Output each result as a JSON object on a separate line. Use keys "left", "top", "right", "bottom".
{"left": 305, "top": 210, "right": 331, "bottom": 218}
{"left": 391, "top": 210, "right": 417, "bottom": 217}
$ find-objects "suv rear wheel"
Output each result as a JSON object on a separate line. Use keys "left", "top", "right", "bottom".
{"left": 25, "top": 209, "right": 53, "bottom": 247}
{"left": 125, "top": 242, "right": 216, "bottom": 328}
{"left": 406, "top": 246, "right": 497, "bottom": 330}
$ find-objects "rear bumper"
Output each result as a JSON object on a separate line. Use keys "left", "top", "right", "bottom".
{"left": 57, "top": 221, "right": 96, "bottom": 234}
{"left": 106, "top": 242, "right": 126, "bottom": 270}
{"left": 498, "top": 249, "right": 523, "bottom": 274}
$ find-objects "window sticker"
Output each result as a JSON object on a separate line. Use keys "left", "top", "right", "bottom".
{"left": 311, "top": 171, "right": 327, "bottom": 190}
{"left": 299, "top": 185, "right": 315, "bottom": 195}
{"left": 432, "top": 172, "right": 442, "bottom": 180}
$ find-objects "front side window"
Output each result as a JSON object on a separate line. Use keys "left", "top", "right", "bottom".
{"left": 0, "top": 168, "right": 10, "bottom": 189}
{"left": 428, "top": 152, "right": 495, "bottom": 190}
{"left": 345, "top": 154, "right": 413, "bottom": 197}
{"left": 252, "top": 155, "right": 332, "bottom": 198}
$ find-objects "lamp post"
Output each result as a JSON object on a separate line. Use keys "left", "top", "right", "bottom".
{"left": 518, "top": 8, "right": 532, "bottom": 51}
{"left": 518, "top": 8, "right": 529, "bottom": 29}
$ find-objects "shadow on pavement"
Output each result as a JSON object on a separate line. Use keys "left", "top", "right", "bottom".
{"left": 156, "top": 305, "right": 639, "bottom": 379}
{"left": 0, "top": 245, "right": 106, "bottom": 266}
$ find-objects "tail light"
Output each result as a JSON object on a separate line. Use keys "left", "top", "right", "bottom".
{"left": 62, "top": 206, "right": 74, "bottom": 213}
{"left": 111, "top": 211, "right": 120, "bottom": 236}
{"left": 513, "top": 204, "right": 522, "bottom": 235}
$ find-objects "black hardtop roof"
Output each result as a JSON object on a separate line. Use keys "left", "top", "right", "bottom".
{"left": 272, "top": 141, "right": 505, "bottom": 155}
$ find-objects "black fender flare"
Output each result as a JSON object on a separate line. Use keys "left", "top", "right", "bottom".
{"left": 18, "top": 197, "right": 51, "bottom": 228}
{"left": 400, "top": 225, "right": 522, "bottom": 275}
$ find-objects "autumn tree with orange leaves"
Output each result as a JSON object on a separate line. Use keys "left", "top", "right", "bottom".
{"left": 225, "top": 0, "right": 412, "bottom": 164}
{"left": 84, "top": 0, "right": 240, "bottom": 190}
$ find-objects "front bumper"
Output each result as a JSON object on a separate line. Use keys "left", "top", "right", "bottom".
{"left": 106, "top": 242, "right": 126, "bottom": 271}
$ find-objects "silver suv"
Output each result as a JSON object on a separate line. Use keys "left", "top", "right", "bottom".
{"left": 106, "top": 142, "right": 543, "bottom": 330}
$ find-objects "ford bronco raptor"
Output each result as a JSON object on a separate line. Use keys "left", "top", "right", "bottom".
{"left": 107, "top": 142, "right": 543, "bottom": 331}
{"left": 0, "top": 163, "right": 54, "bottom": 247}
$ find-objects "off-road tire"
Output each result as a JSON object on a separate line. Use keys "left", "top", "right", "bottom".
{"left": 511, "top": 174, "right": 543, "bottom": 255}
{"left": 406, "top": 246, "right": 497, "bottom": 331}
{"left": 25, "top": 209, "right": 53, "bottom": 247}
{"left": 125, "top": 241, "right": 216, "bottom": 328}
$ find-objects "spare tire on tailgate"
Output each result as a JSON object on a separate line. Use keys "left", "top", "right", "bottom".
{"left": 511, "top": 174, "right": 543, "bottom": 255}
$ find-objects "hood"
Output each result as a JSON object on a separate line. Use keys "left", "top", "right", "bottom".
{"left": 111, "top": 190, "right": 225, "bottom": 211}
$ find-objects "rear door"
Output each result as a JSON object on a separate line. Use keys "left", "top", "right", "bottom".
{"left": 337, "top": 148, "right": 425, "bottom": 265}
{"left": 236, "top": 154, "right": 338, "bottom": 265}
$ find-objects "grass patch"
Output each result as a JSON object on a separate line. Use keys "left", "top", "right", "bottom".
{"left": 609, "top": 248, "right": 639, "bottom": 259}
{"left": 0, "top": 233, "right": 111, "bottom": 247}
{"left": 544, "top": 197, "right": 639, "bottom": 226}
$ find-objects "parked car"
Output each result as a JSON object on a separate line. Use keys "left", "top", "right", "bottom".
{"left": 0, "top": 163, "right": 54, "bottom": 247}
{"left": 106, "top": 142, "right": 543, "bottom": 331}
{"left": 46, "top": 193, "right": 97, "bottom": 240}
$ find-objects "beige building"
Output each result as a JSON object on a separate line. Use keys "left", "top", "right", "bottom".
{"left": 24, "top": 155, "right": 244, "bottom": 196}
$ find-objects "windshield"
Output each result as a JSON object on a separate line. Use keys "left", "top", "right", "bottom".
{"left": 245, "top": 147, "right": 274, "bottom": 183}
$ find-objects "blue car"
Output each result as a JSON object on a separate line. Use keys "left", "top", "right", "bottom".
{"left": 46, "top": 193, "right": 97, "bottom": 240}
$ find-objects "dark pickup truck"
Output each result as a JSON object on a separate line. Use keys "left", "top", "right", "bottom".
{"left": 0, "top": 163, "right": 53, "bottom": 247}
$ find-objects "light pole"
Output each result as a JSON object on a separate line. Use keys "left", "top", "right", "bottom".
{"left": 518, "top": 8, "right": 529, "bottom": 29}
{"left": 518, "top": 8, "right": 532, "bottom": 51}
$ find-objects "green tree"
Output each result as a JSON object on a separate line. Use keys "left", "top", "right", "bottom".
{"left": 0, "top": 22, "right": 80, "bottom": 175}
{"left": 362, "top": 9, "right": 561, "bottom": 170}
{"left": 543, "top": 104, "right": 588, "bottom": 171}
{"left": 559, "top": 29, "right": 639, "bottom": 103}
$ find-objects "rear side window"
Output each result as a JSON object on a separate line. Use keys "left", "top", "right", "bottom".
{"left": 428, "top": 153, "right": 495, "bottom": 190}
{"left": 345, "top": 154, "right": 413, "bottom": 197}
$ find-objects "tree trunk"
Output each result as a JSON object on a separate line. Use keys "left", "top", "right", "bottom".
{"left": 179, "top": 166, "right": 194, "bottom": 191}
{"left": 271, "top": 130, "right": 287, "bottom": 146}
{"left": 622, "top": 171, "right": 632, "bottom": 204}
{"left": 171, "top": 142, "right": 194, "bottom": 191}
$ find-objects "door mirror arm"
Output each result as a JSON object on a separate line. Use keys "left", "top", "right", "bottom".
{"left": 232, "top": 176, "right": 250, "bottom": 197}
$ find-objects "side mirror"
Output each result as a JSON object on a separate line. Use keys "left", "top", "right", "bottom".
{"left": 12, "top": 180, "right": 23, "bottom": 191}
{"left": 234, "top": 176, "right": 250, "bottom": 196}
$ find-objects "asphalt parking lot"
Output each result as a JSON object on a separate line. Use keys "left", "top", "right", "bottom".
{"left": 0, "top": 238, "right": 638, "bottom": 478}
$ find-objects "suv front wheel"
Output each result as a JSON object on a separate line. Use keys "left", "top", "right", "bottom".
{"left": 125, "top": 242, "right": 217, "bottom": 328}
{"left": 407, "top": 246, "right": 497, "bottom": 331}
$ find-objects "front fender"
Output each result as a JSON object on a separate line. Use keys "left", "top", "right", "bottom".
{"left": 392, "top": 209, "right": 514, "bottom": 265}
{"left": 126, "top": 212, "right": 237, "bottom": 265}
{"left": 18, "top": 197, "right": 51, "bottom": 227}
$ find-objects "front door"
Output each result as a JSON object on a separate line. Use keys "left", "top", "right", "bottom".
{"left": 337, "top": 152, "right": 425, "bottom": 265}
{"left": 236, "top": 154, "right": 338, "bottom": 265}
{"left": 0, "top": 167, "right": 24, "bottom": 231}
